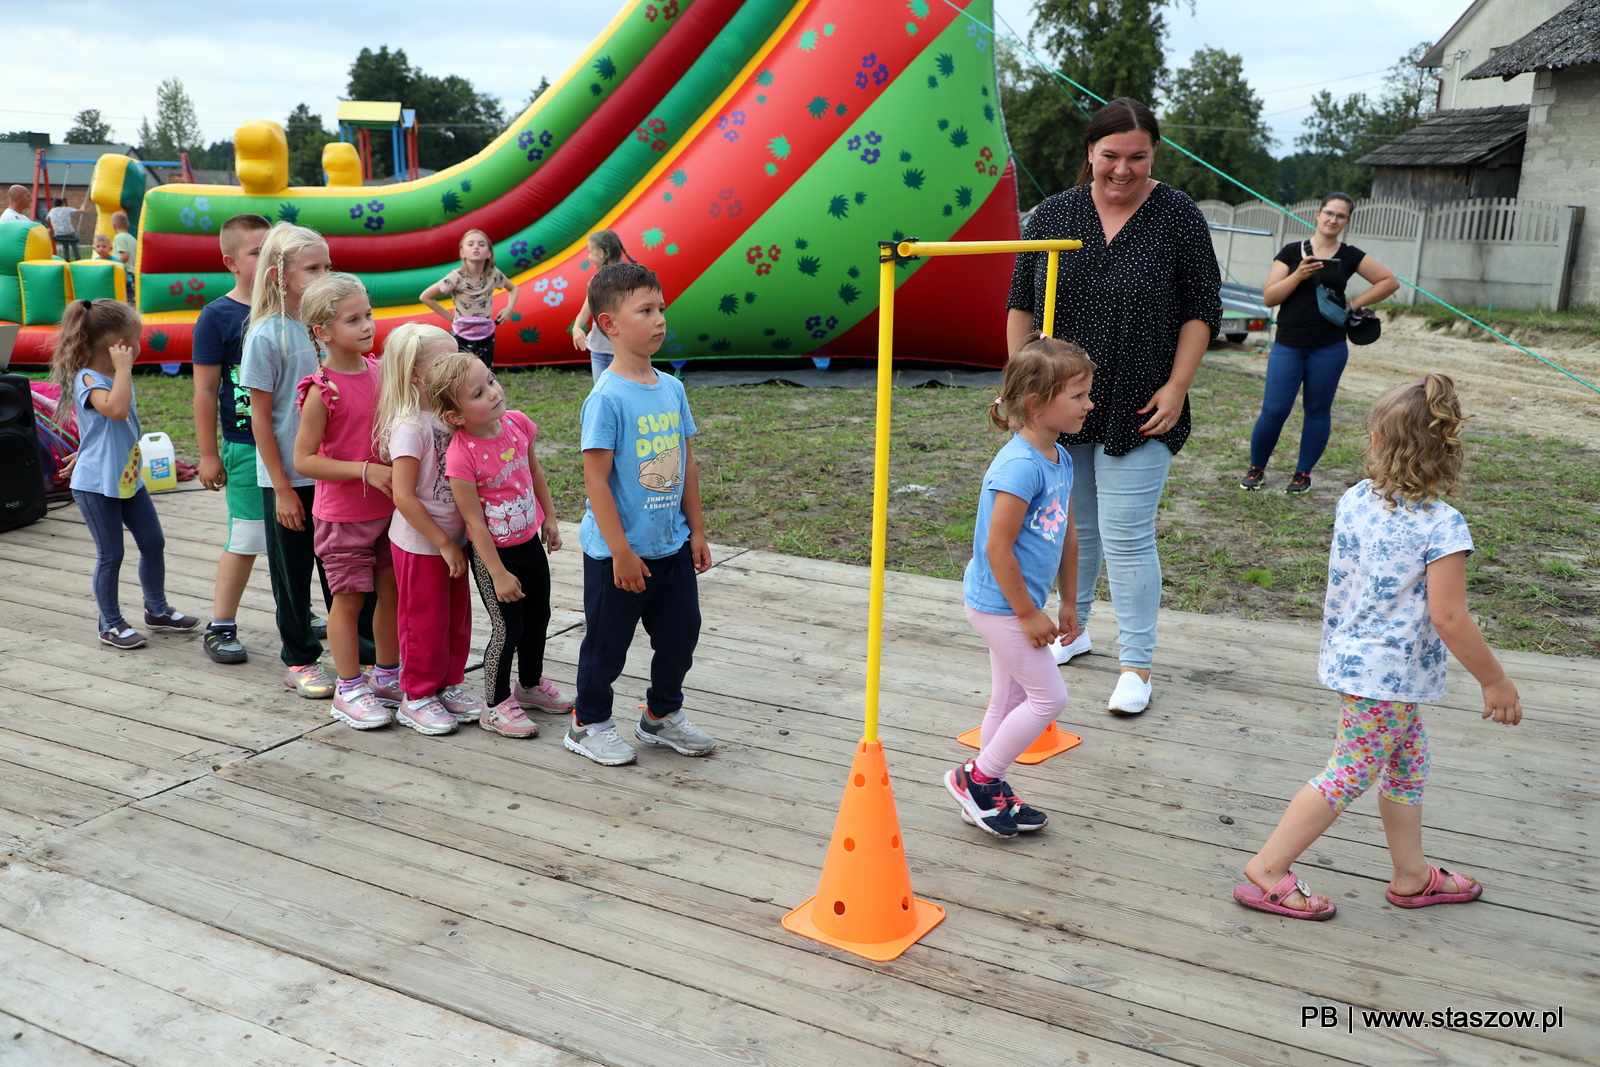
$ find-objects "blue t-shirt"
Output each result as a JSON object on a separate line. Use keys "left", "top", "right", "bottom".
{"left": 962, "top": 434, "right": 1073, "bottom": 615}
{"left": 191, "top": 294, "right": 254, "bottom": 446}
{"left": 69, "top": 367, "right": 143, "bottom": 499}
{"left": 1319, "top": 480, "right": 1475, "bottom": 703}
{"left": 578, "top": 370, "right": 698, "bottom": 560}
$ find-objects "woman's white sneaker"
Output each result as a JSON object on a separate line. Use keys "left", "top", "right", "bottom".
{"left": 1108, "top": 671, "right": 1152, "bottom": 714}
{"left": 1049, "top": 631, "right": 1092, "bottom": 665}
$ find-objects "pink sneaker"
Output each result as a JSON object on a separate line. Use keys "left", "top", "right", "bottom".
{"left": 437, "top": 685, "right": 486, "bottom": 723}
{"left": 480, "top": 697, "right": 540, "bottom": 738}
{"left": 515, "top": 677, "right": 575, "bottom": 712}
{"left": 363, "top": 668, "right": 403, "bottom": 708}
{"left": 395, "top": 695, "right": 458, "bottom": 736}
{"left": 330, "top": 684, "right": 394, "bottom": 729}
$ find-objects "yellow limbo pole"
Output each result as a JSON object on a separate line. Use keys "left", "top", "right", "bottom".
{"left": 863, "top": 246, "right": 897, "bottom": 743}
{"left": 1043, "top": 249, "right": 1060, "bottom": 337}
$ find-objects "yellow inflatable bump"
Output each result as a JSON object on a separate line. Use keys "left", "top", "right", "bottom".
{"left": 22, "top": 223, "right": 53, "bottom": 263}
{"left": 322, "top": 142, "right": 363, "bottom": 187}
{"left": 235, "top": 121, "right": 289, "bottom": 197}
{"left": 89, "top": 157, "right": 131, "bottom": 240}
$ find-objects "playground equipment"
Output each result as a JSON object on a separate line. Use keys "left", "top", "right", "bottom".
{"left": 2, "top": 0, "right": 1021, "bottom": 367}
{"left": 336, "top": 102, "right": 420, "bottom": 184}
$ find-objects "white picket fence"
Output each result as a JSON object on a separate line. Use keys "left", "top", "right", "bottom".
{"left": 1199, "top": 196, "right": 1586, "bottom": 310}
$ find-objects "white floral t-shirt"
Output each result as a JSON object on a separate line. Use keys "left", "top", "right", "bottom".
{"left": 1319, "top": 480, "right": 1474, "bottom": 703}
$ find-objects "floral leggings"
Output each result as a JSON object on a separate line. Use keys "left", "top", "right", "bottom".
{"left": 1308, "top": 693, "right": 1430, "bottom": 812}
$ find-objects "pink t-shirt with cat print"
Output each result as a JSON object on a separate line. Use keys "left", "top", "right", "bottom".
{"left": 444, "top": 409, "right": 543, "bottom": 548}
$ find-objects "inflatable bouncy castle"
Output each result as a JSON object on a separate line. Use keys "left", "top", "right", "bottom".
{"left": 3, "top": 0, "right": 1021, "bottom": 367}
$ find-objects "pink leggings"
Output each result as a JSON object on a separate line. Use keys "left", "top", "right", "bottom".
{"left": 966, "top": 606, "right": 1069, "bottom": 779}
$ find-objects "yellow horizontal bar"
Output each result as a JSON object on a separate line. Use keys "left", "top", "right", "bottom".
{"left": 337, "top": 101, "right": 402, "bottom": 124}
{"left": 896, "top": 239, "right": 1082, "bottom": 257}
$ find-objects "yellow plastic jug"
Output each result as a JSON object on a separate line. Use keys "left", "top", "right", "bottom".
{"left": 139, "top": 432, "right": 178, "bottom": 492}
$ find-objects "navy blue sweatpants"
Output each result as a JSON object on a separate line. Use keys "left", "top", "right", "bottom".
{"left": 574, "top": 542, "right": 700, "bottom": 727}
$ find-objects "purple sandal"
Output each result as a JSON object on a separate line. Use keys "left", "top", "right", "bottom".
{"left": 1234, "top": 871, "right": 1336, "bottom": 920}
{"left": 1385, "top": 865, "right": 1482, "bottom": 908}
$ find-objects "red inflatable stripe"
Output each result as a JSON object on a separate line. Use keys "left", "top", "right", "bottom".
{"left": 139, "top": 0, "right": 746, "bottom": 277}
{"left": 821, "top": 161, "right": 1021, "bottom": 367}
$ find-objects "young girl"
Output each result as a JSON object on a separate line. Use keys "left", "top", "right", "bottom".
{"left": 238, "top": 222, "right": 336, "bottom": 697}
{"left": 55, "top": 299, "right": 198, "bottom": 648}
{"left": 420, "top": 229, "right": 518, "bottom": 369}
{"left": 429, "top": 352, "right": 572, "bottom": 735}
{"left": 378, "top": 323, "right": 489, "bottom": 731}
{"left": 568, "top": 229, "right": 637, "bottom": 380}
{"left": 291, "top": 274, "right": 412, "bottom": 732}
{"left": 1235, "top": 374, "right": 1522, "bottom": 919}
{"left": 946, "top": 336, "right": 1096, "bottom": 839}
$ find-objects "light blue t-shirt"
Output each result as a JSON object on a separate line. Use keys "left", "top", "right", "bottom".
{"left": 236, "top": 313, "right": 319, "bottom": 489}
{"left": 962, "top": 434, "right": 1073, "bottom": 615}
{"left": 578, "top": 370, "right": 698, "bottom": 560}
{"left": 69, "top": 368, "right": 143, "bottom": 498}
{"left": 1319, "top": 479, "right": 1475, "bottom": 703}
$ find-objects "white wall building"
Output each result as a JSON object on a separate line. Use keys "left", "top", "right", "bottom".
{"left": 1423, "top": 0, "right": 1572, "bottom": 110}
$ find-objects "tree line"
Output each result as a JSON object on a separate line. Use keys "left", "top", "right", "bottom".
{"left": 1000, "top": 0, "right": 1436, "bottom": 209}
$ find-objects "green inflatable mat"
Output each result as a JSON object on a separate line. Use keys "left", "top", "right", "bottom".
{"left": 0, "top": 275, "right": 20, "bottom": 322}
{"left": 69, "top": 259, "right": 128, "bottom": 303}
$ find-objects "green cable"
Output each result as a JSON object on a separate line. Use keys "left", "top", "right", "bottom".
{"left": 951, "top": 0, "right": 1600, "bottom": 397}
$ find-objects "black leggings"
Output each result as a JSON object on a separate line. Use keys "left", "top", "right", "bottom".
{"left": 458, "top": 335, "right": 495, "bottom": 370}
{"left": 469, "top": 539, "right": 551, "bottom": 706}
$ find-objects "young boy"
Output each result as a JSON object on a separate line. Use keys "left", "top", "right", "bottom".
{"left": 90, "top": 234, "right": 114, "bottom": 261}
{"left": 192, "top": 213, "right": 270, "bottom": 663}
{"left": 567, "top": 263, "right": 714, "bottom": 766}
{"left": 110, "top": 211, "right": 136, "bottom": 274}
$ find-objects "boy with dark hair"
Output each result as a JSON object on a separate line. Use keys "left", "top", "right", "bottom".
{"left": 566, "top": 263, "right": 715, "bottom": 766}
{"left": 192, "top": 213, "right": 270, "bottom": 663}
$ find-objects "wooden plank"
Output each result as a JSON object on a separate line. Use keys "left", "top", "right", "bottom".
{"left": 27, "top": 807, "right": 941, "bottom": 1067}
{"left": 0, "top": 725, "right": 189, "bottom": 799}
{"left": 0, "top": 688, "right": 252, "bottom": 778}
{"left": 0, "top": 861, "right": 595, "bottom": 1067}
{"left": 308, "top": 723, "right": 1593, "bottom": 1063}
{"left": 219, "top": 739, "right": 1568, "bottom": 1067}
{"left": 0, "top": 759, "right": 127, "bottom": 829}
{"left": 0, "top": 925, "right": 366, "bottom": 1066}
{"left": 0, "top": 1011, "right": 133, "bottom": 1067}
{"left": 0, "top": 807, "right": 59, "bottom": 855}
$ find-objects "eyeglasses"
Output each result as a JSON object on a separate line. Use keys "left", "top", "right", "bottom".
{"left": 1319, "top": 209, "right": 1351, "bottom": 222}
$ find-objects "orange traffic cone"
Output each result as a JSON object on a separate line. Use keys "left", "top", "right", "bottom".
{"left": 957, "top": 714, "right": 1081, "bottom": 765}
{"left": 782, "top": 739, "right": 944, "bottom": 961}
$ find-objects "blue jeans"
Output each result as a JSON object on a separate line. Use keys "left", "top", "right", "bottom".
{"left": 73, "top": 487, "right": 171, "bottom": 631}
{"left": 1249, "top": 340, "right": 1349, "bottom": 472}
{"left": 590, "top": 350, "right": 615, "bottom": 380}
{"left": 1067, "top": 441, "right": 1173, "bottom": 670}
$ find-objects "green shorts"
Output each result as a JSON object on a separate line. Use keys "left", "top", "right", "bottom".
{"left": 222, "top": 439, "right": 266, "bottom": 555}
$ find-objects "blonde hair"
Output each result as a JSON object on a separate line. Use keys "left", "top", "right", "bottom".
{"left": 299, "top": 272, "right": 369, "bottom": 357}
{"left": 422, "top": 350, "right": 482, "bottom": 424}
{"left": 459, "top": 228, "right": 496, "bottom": 279}
{"left": 248, "top": 222, "right": 328, "bottom": 331}
{"left": 990, "top": 334, "right": 1097, "bottom": 432}
{"left": 51, "top": 299, "right": 141, "bottom": 387}
{"left": 375, "top": 322, "right": 456, "bottom": 459}
{"left": 1365, "top": 373, "right": 1468, "bottom": 509}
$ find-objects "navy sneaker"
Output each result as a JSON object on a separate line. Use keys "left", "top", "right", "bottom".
{"left": 945, "top": 761, "right": 1018, "bottom": 838}
{"left": 1286, "top": 471, "right": 1313, "bottom": 495}
{"left": 1239, "top": 466, "right": 1266, "bottom": 491}
{"left": 203, "top": 625, "right": 247, "bottom": 664}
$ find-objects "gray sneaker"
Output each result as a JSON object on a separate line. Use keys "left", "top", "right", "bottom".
{"left": 564, "top": 720, "right": 637, "bottom": 766}
{"left": 635, "top": 709, "right": 716, "bottom": 756}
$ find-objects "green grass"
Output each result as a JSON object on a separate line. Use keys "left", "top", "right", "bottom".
{"left": 1380, "top": 302, "right": 1600, "bottom": 341}
{"left": 120, "top": 360, "right": 1600, "bottom": 659}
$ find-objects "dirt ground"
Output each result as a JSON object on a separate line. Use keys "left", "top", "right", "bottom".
{"left": 1209, "top": 311, "right": 1600, "bottom": 445}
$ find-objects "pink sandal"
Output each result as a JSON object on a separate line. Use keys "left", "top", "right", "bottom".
{"left": 1234, "top": 871, "right": 1336, "bottom": 920}
{"left": 1385, "top": 865, "right": 1481, "bottom": 908}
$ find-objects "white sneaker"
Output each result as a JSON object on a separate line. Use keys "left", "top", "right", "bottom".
{"left": 1049, "top": 630, "right": 1092, "bottom": 665}
{"left": 1108, "top": 671, "right": 1152, "bottom": 714}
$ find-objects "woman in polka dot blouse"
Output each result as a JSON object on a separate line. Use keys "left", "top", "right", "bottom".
{"left": 1006, "top": 97, "right": 1221, "bottom": 715}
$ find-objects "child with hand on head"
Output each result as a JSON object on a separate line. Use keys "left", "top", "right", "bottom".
{"left": 946, "top": 336, "right": 1094, "bottom": 838}
{"left": 380, "top": 324, "right": 488, "bottom": 731}
{"left": 434, "top": 351, "right": 569, "bottom": 737}
{"left": 192, "top": 213, "right": 270, "bottom": 664}
{"left": 568, "top": 263, "right": 714, "bottom": 767}
{"left": 420, "top": 229, "right": 518, "bottom": 369}
{"left": 1236, "top": 374, "right": 1521, "bottom": 920}
{"left": 292, "top": 274, "right": 408, "bottom": 732}
{"left": 568, "top": 229, "right": 637, "bottom": 380}
{"left": 54, "top": 299, "right": 199, "bottom": 649}
{"left": 238, "top": 222, "right": 336, "bottom": 697}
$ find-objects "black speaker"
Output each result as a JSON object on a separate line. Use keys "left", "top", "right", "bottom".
{"left": 0, "top": 373, "right": 47, "bottom": 533}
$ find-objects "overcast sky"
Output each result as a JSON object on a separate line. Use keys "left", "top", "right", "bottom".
{"left": 6, "top": 0, "right": 1468, "bottom": 156}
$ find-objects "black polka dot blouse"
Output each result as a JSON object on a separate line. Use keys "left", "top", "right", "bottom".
{"left": 1007, "top": 183, "right": 1221, "bottom": 457}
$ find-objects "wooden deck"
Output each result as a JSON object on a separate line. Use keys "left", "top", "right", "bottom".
{"left": 0, "top": 486, "right": 1594, "bottom": 1067}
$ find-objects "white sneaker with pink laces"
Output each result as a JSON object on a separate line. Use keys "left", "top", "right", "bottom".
{"left": 515, "top": 677, "right": 575, "bottom": 712}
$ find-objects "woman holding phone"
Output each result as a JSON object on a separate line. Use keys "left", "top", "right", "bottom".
{"left": 1241, "top": 192, "right": 1398, "bottom": 494}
